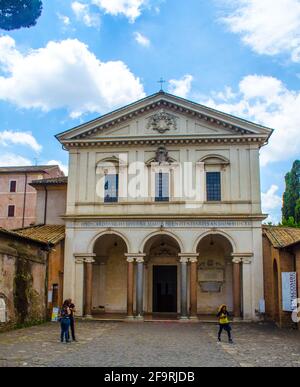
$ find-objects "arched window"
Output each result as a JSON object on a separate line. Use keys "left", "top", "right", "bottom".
{"left": 0, "top": 297, "right": 7, "bottom": 323}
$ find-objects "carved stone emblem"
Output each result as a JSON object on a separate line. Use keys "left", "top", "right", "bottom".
{"left": 147, "top": 109, "right": 177, "bottom": 133}
{"left": 155, "top": 146, "right": 172, "bottom": 164}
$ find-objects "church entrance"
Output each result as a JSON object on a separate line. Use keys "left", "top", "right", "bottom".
{"left": 153, "top": 266, "right": 177, "bottom": 313}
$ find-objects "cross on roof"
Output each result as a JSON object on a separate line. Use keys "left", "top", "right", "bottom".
{"left": 158, "top": 77, "right": 166, "bottom": 91}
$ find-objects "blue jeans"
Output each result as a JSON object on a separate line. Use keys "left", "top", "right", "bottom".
{"left": 60, "top": 318, "right": 70, "bottom": 342}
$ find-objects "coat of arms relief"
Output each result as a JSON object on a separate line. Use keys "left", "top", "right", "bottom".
{"left": 147, "top": 109, "right": 178, "bottom": 134}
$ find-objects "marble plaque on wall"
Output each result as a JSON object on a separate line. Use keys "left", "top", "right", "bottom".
{"left": 198, "top": 269, "right": 224, "bottom": 282}
{"left": 200, "top": 282, "right": 223, "bottom": 293}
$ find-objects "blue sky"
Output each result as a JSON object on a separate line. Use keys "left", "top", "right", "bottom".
{"left": 1, "top": 0, "right": 300, "bottom": 223}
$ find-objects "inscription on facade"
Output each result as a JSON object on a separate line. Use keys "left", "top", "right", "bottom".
{"left": 78, "top": 220, "right": 252, "bottom": 229}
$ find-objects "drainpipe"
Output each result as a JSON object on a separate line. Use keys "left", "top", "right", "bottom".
{"left": 44, "top": 185, "right": 48, "bottom": 225}
{"left": 22, "top": 173, "right": 28, "bottom": 228}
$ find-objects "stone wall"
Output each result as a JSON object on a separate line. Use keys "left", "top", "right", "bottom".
{"left": 0, "top": 233, "right": 48, "bottom": 331}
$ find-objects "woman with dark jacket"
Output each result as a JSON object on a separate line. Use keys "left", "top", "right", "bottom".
{"left": 60, "top": 300, "right": 71, "bottom": 343}
{"left": 68, "top": 299, "right": 77, "bottom": 342}
{"left": 217, "top": 304, "right": 233, "bottom": 343}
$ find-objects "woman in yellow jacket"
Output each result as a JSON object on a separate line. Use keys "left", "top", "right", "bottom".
{"left": 217, "top": 305, "right": 233, "bottom": 343}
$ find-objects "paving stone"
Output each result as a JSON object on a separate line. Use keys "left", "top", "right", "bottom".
{"left": 0, "top": 321, "right": 299, "bottom": 367}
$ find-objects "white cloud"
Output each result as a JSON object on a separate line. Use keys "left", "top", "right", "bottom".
{"left": 221, "top": 0, "right": 300, "bottom": 62}
{"left": 134, "top": 32, "right": 150, "bottom": 47}
{"left": 262, "top": 185, "right": 282, "bottom": 211}
{"left": 72, "top": 1, "right": 101, "bottom": 27}
{"left": 92, "top": 0, "right": 147, "bottom": 22}
{"left": 168, "top": 75, "right": 193, "bottom": 98}
{"left": 0, "top": 130, "right": 42, "bottom": 152}
{"left": 0, "top": 36, "right": 145, "bottom": 118}
{"left": 46, "top": 160, "right": 68, "bottom": 176}
{"left": 202, "top": 74, "right": 300, "bottom": 166}
{"left": 0, "top": 153, "right": 32, "bottom": 167}
{"left": 261, "top": 185, "right": 283, "bottom": 224}
{"left": 57, "top": 13, "right": 71, "bottom": 26}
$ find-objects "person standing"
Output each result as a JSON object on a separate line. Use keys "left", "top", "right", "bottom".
{"left": 60, "top": 300, "right": 71, "bottom": 343}
{"left": 68, "top": 299, "right": 77, "bottom": 342}
{"left": 217, "top": 304, "right": 233, "bottom": 343}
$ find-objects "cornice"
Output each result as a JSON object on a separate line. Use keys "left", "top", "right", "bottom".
{"left": 58, "top": 98, "right": 272, "bottom": 145}
{"left": 62, "top": 134, "right": 266, "bottom": 149}
{"left": 62, "top": 214, "right": 267, "bottom": 221}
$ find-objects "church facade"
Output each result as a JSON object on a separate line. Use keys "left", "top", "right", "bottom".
{"left": 57, "top": 92, "right": 273, "bottom": 321}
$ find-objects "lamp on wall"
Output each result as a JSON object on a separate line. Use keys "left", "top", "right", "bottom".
{"left": 210, "top": 235, "right": 214, "bottom": 246}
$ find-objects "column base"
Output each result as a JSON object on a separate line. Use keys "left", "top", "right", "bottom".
{"left": 179, "top": 316, "right": 189, "bottom": 322}
{"left": 84, "top": 315, "right": 93, "bottom": 320}
{"left": 135, "top": 315, "right": 144, "bottom": 322}
{"left": 189, "top": 316, "right": 199, "bottom": 321}
{"left": 125, "top": 316, "right": 135, "bottom": 321}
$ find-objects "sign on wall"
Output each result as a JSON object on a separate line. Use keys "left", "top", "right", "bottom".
{"left": 282, "top": 272, "right": 297, "bottom": 312}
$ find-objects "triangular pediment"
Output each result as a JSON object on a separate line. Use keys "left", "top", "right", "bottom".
{"left": 56, "top": 92, "right": 273, "bottom": 144}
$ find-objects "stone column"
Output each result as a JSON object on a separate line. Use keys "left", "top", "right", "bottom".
{"left": 136, "top": 256, "right": 145, "bottom": 319}
{"left": 189, "top": 256, "right": 199, "bottom": 319}
{"left": 241, "top": 256, "right": 253, "bottom": 320}
{"left": 126, "top": 257, "right": 135, "bottom": 319}
{"left": 84, "top": 256, "right": 95, "bottom": 318}
{"left": 232, "top": 257, "right": 242, "bottom": 319}
{"left": 74, "top": 256, "right": 85, "bottom": 317}
{"left": 179, "top": 256, "right": 189, "bottom": 320}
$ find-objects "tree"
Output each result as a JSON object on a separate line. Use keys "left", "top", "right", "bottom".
{"left": 0, "top": 0, "right": 43, "bottom": 31}
{"left": 282, "top": 160, "right": 300, "bottom": 225}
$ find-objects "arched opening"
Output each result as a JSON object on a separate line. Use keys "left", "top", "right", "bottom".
{"left": 143, "top": 234, "right": 182, "bottom": 315}
{"left": 0, "top": 296, "right": 7, "bottom": 323}
{"left": 196, "top": 234, "right": 234, "bottom": 315}
{"left": 92, "top": 234, "right": 128, "bottom": 315}
{"left": 273, "top": 260, "right": 280, "bottom": 323}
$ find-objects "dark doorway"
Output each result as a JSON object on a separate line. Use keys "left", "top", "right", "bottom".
{"left": 153, "top": 266, "right": 177, "bottom": 313}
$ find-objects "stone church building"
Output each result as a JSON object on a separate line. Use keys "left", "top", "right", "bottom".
{"left": 56, "top": 92, "right": 273, "bottom": 321}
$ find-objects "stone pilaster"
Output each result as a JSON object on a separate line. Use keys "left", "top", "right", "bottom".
{"left": 232, "top": 256, "right": 242, "bottom": 319}
{"left": 84, "top": 255, "right": 96, "bottom": 318}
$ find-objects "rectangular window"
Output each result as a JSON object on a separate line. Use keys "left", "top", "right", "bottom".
{"left": 8, "top": 205, "right": 15, "bottom": 217}
{"left": 104, "top": 174, "right": 119, "bottom": 203}
{"left": 206, "top": 172, "right": 221, "bottom": 202}
{"left": 10, "top": 181, "right": 17, "bottom": 193}
{"left": 155, "top": 172, "right": 169, "bottom": 202}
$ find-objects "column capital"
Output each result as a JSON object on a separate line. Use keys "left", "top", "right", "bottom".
{"left": 231, "top": 253, "right": 253, "bottom": 265}
{"left": 85, "top": 257, "right": 96, "bottom": 264}
{"left": 242, "top": 257, "right": 253, "bottom": 264}
{"left": 179, "top": 257, "right": 189, "bottom": 264}
{"left": 74, "top": 253, "right": 96, "bottom": 264}
{"left": 125, "top": 253, "right": 146, "bottom": 263}
{"left": 178, "top": 253, "right": 198, "bottom": 263}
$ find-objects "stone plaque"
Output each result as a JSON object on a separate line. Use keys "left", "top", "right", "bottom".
{"left": 198, "top": 269, "right": 224, "bottom": 282}
{"left": 200, "top": 282, "right": 223, "bottom": 293}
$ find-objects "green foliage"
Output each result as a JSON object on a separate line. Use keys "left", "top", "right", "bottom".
{"left": 281, "top": 216, "right": 300, "bottom": 228}
{"left": 282, "top": 160, "right": 300, "bottom": 226}
{"left": 14, "top": 257, "right": 32, "bottom": 324}
{"left": 0, "top": 0, "right": 43, "bottom": 31}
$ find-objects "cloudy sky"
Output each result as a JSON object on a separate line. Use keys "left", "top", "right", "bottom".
{"left": 1, "top": 0, "right": 300, "bottom": 223}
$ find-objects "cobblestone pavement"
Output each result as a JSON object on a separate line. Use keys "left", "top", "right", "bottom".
{"left": 0, "top": 321, "right": 299, "bottom": 367}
